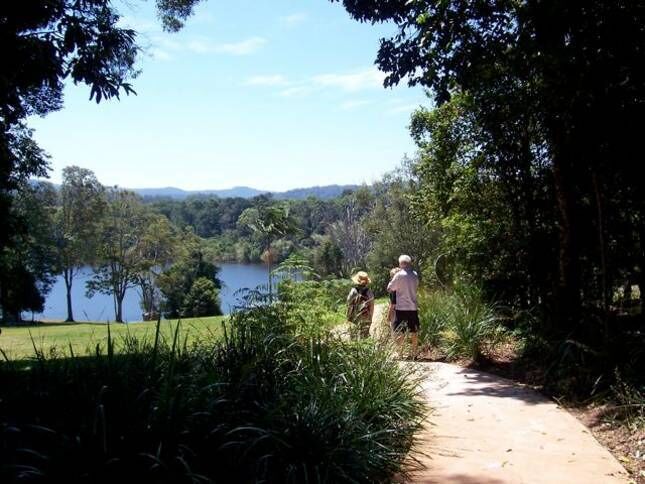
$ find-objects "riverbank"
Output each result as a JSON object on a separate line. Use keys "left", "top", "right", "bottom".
{"left": 25, "top": 263, "right": 269, "bottom": 322}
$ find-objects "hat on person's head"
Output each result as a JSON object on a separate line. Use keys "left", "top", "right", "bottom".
{"left": 351, "top": 271, "right": 371, "bottom": 285}
{"left": 398, "top": 254, "right": 412, "bottom": 265}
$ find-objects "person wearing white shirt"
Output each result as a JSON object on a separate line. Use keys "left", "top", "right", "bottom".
{"left": 387, "top": 254, "right": 419, "bottom": 357}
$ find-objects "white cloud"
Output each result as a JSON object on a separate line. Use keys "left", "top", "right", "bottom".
{"left": 192, "top": 10, "right": 215, "bottom": 25}
{"left": 245, "top": 67, "right": 388, "bottom": 98}
{"left": 245, "top": 74, "right": 289, "bottom": 86}
{"left": 280, "top": 13, "right": 308, "bottom": 27}
{"left": 118, "top": 16, "right": 158, "bottom": 34}
{"left": 312, "top": 68, "right": 386, "bottom": 92}
{"left": 149, "top": 36, "right": 267, "bottom": 57}
{"left": 213, "top": 36, "right": 267, "bottom": 55}
{"left": 186, "top": 39, "right": 212, "bottom": 54}
{"left": 278, "top": 86, "right": 312, "bottom": 97}
{"left": 150, "top": 36, "right": 182, "bottom": 51}
{"left": 149, "top": 48, "right": 172, "bottom": 61}
{"left": 340, "top": 100, "right": 372, "bottom": 110}
{"left": 387, "top": 103, "right": 421, "bottom": 115}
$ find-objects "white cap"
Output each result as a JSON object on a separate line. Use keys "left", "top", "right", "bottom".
{"left": 398, "top": 254, "right": 412, "bottom": 264}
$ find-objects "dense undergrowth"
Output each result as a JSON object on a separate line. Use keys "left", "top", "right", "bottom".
{"left": 415, "top": 284, "right": 644, "bottom": 414}
{"left": 417, "top": 285, "right": 505, "bottom": 361}
{"left": 0, "top": 300, "right": 425, "bottom": 483}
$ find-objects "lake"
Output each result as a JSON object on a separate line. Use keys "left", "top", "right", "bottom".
{"left": 25, "top": 263, "right": 272, "bottom": 322}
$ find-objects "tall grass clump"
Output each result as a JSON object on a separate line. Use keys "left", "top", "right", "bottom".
{"left": 417, "top": 291, "right": 450, "bottom": 347}
{"left": 0, "top": 304, "right": 425, "bottom": 483}
{"left": 418, "top": 285, "right": 503, "bottom": 360}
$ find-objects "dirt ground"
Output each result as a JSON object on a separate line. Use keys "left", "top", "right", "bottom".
{"left": 570, "top": 405, "right": 645, "bottom": 483}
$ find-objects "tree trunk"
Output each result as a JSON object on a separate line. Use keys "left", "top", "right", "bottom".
{"left": 591, "top": 170, "right": 609, "bottom": 312}
{"left": 639, "top": 221, "right": 645, "bottom": 313}
{"left": 114, "top": 285, "right": 125, "bottom": 323}
{"left": 267, "top": 247, "right": 273, "bottom": 299}
{"left": 115, "top": 295, "right": 123, "bottom": 323}
{"left": 64, "top": 269, "right": 74, "bottom": 322}
{"left": 0, "top": 282, "right": 7, "bottom": 323}
{"left": 551, "top": 144, "right": 581, "bottom": 332}
{"left": 530, "top": 0, "right": 582, "bottom": 331}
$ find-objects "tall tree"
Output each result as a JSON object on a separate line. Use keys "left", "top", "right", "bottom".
{"left": 237, "top": 204, "right": 299, "bottom": 295}
{"left": 334, "top": 0, "right": 645, "bottom": 330}
{"left": 0, "top": 0, "right": 202, "bottom": 315}
{"left": 0, "top": 181, "right": 57, "bottom": 322}
{"left": 135, "top": 214, "right": 178, "bottom": 320}
{"left": 328, "top": 197, "right": 372, "bottom": 275}
{"left": 54, "top": 166, "right": 105, "bottom": 322}
{"left": 156, "top": 229, "right": 221, "bottom": 318}
{"left": 87, "top": 189, "right": 147, "bottom": 323}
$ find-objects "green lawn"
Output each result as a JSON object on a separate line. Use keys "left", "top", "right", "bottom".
{"left": 0, "top": 316, "right": 226, "bottom": 360}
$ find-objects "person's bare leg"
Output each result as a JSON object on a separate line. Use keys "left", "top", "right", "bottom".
{"left": 410, "top": 333, "right": 419, "bottom": 358}
{"left": 393, "top": 330, "right": 405, "bottom": 357}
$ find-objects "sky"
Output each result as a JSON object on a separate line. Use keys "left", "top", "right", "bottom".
{"left": 28, "top": 0, "right": 430, "bottom": 192}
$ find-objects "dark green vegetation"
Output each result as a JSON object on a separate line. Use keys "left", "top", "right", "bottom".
{"left": 2, "top": 0, "right": 644, "bottom": 475}
{"left": 332, "top": 0, "right": 645, "bottom": 403}
{"left": 147, "top": 190, "right": 362, "bottom": 265}
{"left": 1, "top": 0, "right": 202, "bottom": 322}
{"left": 0, "top": 304, "right": 425, "bottom": 483}
{"left": 0, "top": 165, "right": 377, "bottom": 323}
{"left": 416, "top": 286, "right": 503, "bottom": 362}
{"left": 1, "top": 169, "right": 225, "bottom": 323}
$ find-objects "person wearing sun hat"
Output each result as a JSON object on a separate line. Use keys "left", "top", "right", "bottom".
{"left": 347, "top": 271, "right": 375, "bottom": 338}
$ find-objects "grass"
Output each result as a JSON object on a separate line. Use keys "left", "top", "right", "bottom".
{"left": 0, "top": 316, "right": 225, "bottom": 359}
{"left": 0, "top": 304, "right": 425, "bottom": 483}
{"left": 418, "top": 285, "right": 505, "bottom": 360}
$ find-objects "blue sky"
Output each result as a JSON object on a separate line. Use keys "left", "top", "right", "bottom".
{"left": 28, "top": 0, "right": 429, "bottom": 191}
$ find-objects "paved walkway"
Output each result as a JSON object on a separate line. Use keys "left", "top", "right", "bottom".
{"left": 409, "top": 362, "right": 630, "bottom": 483}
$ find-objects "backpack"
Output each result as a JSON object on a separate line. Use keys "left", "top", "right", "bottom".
{"left": 348, "top": 286, "right": 371, "bottom": 321}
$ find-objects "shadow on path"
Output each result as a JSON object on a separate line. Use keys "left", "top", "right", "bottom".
{"left": 407, "top": 362, "right": 629, "bottom": 483}
{"left": 445, "top": 367, "right": 547, "bottom": 406}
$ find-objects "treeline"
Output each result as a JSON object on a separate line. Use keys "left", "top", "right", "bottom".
{"left": 1, "top": 167, "right": 222, "bottom": 323}
{"left": 145, "top": 191, "right": 360, "bottom": 263}
{"left": 336, "top": 0, "right": 645, "bottom": 398}
{"left": 1, "top": 166, "right": 385, "bottom": 323}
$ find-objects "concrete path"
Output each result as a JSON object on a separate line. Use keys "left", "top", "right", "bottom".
{"left": 409, "top": 362, "right": 630, "bottom": 483}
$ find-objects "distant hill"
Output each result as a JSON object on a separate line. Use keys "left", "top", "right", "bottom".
{"left": 134, "top": 186, "right": 266, "bottom": 199}
{"left": 275, "top": 185, "right": 358, "bottom": 200}
{"left": 134, "top": 184, "right": 359, "bottom": 200}
{"left": 31, "top": 181, "right": 361, "bottom": 200}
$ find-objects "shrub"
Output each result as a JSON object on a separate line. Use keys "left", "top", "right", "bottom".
{"left": 0, "top": 305, "right": 425, "bottom": 483}
{"left": 418, "top": 285, "right": 503, "bottom": 360}
{"left": 277, "top": 278, "right": 351, "bottom": 333}
{"left": 181, "top": 277, "right": 221, "bottom": 317}
{"left": 417, "top": 290, "right": 450, "bottom": 347}
{"left": 611, "top": 372, "right": 645, "bottom": 427}
{"left": 443, "top": 285, "right": 501, "bottom": 360}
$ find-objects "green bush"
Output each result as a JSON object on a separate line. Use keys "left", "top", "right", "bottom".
{"left": 444, "top": 285, "right": 501, "bottom": 360}
{"left": 0, "top": 304, "right": 425, "bottom": 483}
{"left": 277, "top": 278, "right": 351, "bottom": 332}
{"left": 181, "top": 276, "right": 221, "bottom": 317}
{"left": 418, "top": 285, "right": 503, "bottom": 360}
{"left": 417, "top": 290, "right": 449, "bottom": 347}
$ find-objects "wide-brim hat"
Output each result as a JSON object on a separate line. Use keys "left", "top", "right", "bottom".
{"left": 351, "top": 271, "right": 371, "bottom": 285}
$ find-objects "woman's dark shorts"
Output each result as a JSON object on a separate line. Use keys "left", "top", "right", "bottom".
{"left": 392, "top": 310, "right": 420, "bottom": 333}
